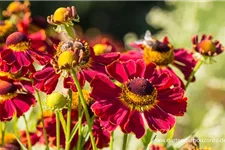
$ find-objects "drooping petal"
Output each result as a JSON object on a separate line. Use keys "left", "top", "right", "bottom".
{"left": 121, "top": 111, "right": 145, "bottom": 138}
{"left": 12, "top": 94, "right": 36, "bottom": 117}
{"left": 144, "top": 106, "right": 175, "bottom": 133}
{"left": 106, "top": 61, "right": 128, "bottom": 83}
{"left": 157, "top": 87, "right": 187, "bottom": 116}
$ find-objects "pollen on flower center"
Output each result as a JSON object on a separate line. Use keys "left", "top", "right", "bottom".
{"left": 57, "top": 50, "right": 77, "bottom": 69}
{"left": 53, "top": 7, "right": 70, "bottom": 23}
{"left": 143, "top": 40, "right": 174, "bottom": 66}
{"left": 0, "top": 80, "right": 17, "bottom": 103}
{"left": 198, "top": 40, "right": 216, "bottom": 54}
{"left": 71, "top": 90, "right": 93, "bottom": 109}
{"left": 120, "top": 78, "right": 157, "bottom": 111}
{"left": 6, "top": 32, "right": 30, "bottom": 52}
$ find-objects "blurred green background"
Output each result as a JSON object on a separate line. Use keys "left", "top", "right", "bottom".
{"left": 1, "top": 1, "right": 225, "bottom": 150}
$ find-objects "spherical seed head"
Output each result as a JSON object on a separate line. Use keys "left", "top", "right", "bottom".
{"left": 53, "top": 7, "right": 69, "bottom": 23}
{"left": 6, "top": 32, "right": 29, "bottom": 47}
{"left": 199, "top": 40, "right": 216, "bottom": 54}
{"left": 0, "top": 80, "right": 17, "bottom": 95}
{"left": 57, "top": 50, "right": 77, "bottom": 68}
{"left": 127, "top": 78, "right": 154, "bottom": 96}
{"left": 46, "top": 92, "right": 67, "bottom": 110}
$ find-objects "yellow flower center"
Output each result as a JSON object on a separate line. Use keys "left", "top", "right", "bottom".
{"left": 143, "top": 40, "right": 174, "bottom": 66}
{"left": 53, "top": 7, "right": 70, "bottom": 23}
{"left": 120, "top": 78, "right": 157, "bottom": 111}
{"left": 71, "top": 90, "right": 93, "bottom": 109}
{"left": 57, "top": 50, "right": 77, "bottom": 69}
{"left": 198, "top": 40, "right": 216, "bottom": 54}
{"left": 0, "top": 80, "right": 17, "bottom": 103}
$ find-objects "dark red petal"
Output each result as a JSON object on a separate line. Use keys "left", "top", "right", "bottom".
{"left": 144, "top": 106, "right": 175, "bottom": 133}
{"left": 1, "top": 100, "right": 16, "bottom": 121}
{"left": 15, "top": 52, "right": 32, "bottom": 67}
{"left": 90, "top": 75, "right": 121, "bottom": 100}
{"left": 106, "top": 61, "right": 128, "bottom": 83}
{"left": 122, "top": 111, "right": 145, "bottom": 139}
{"left": 93, "top": 52, "right": 120, "bottom": 65}
{"left": 83, "top": 69, "right": 107, "bottom": 83}
{"left": 157, "top": 97, "right": 187, "bottom": 116}
{"left": 136, "top": 59, "right": 146, "bottom": 77}
{"left": 33, "top": 65, "right": 60, "bottom": 94}
{"left": 150, "top": 72, "right": 173, "bottom": 91}
{"left": 120, "top": 50, "right": 143, "bottom": 62}
{"left": 0, "top": 49, "right": 16, "bottom": 65}
{"left": 64, "top": 72, "right": 85, "bottom": 92}
{"left": 144, "top": 63, "right": 156, "bottom": 79}
{"left": 123, "top": 59, "right": 136, "bottom": 79}
{"left": 12, "top": 94, "right": 36, "bottom": 117}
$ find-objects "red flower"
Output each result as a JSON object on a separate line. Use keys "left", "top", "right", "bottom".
{"left": 192, "top": 34, "right": 224, "bottom": 56}
{"left": 120, "top": 32, "right": 197, "bottom": 88}
{"left": 0, "top": 32, "right": 50, "bottom": 74}
{"left": 0, "top": 79, "right": 36, "bottom": 121}
{"left": 33, "top": 39, "right": 120, "bottom": 94}
{"left": 91, "top": 59, "right": 187, "bottom": 138}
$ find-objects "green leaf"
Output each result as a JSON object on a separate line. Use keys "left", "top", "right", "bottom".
{"left": 141, "top": 129, "right": 153, "bottom": 147}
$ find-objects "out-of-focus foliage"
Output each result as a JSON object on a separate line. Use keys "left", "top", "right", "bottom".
{"left": 146, "top": 1, "right": 225, "bottom": 149}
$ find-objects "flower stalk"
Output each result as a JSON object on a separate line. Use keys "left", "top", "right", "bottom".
{"left": 186, "top": 60, "right": 204, "bottom": 89}
{"left": 22, "top": 115, "right": 32, "bottom": 150}
{"left": 70, "top": 68, "right": 97, "bottom": 150}
{"left": 110, "top": 131, "right": 114, "bottom": 150}
{"left": 1, "top": 122, "right": 6, "bottom": 146}
{"left": 122, "top": 133, "right": 128, "bottom": 150}
{"left": 65, "top": 90, "right": 72, "bottom": 150}
{"left": 35, "top": 89, "right": 50, "bottom": 150}
{"left": 56, "top": 111, "right": 61, "bottom": 150}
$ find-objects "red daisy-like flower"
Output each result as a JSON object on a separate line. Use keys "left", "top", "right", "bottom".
{"left": 0, "top": 32, "right": 50, "bottom": 74}
{"left": 0, "top": 78, "right": 36, "bottom": 121}
{"left": 33, "top": 39, "right": 120, "bottom": 94}
{"left": 192, "top": 34, "right": 224, "bottom": 56}
{"left": 120, "top": 31, "right": 198, "bottom": 88}
{"left": 91, "top": 59, "right": 187, "bottom": 138}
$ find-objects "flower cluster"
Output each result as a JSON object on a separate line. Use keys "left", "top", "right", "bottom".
{"left": 0, "top": 1, "right": 223, "bottom": 150}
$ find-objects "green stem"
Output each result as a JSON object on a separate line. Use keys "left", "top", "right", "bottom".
{"left": 23, "top": 115, "right": 32, "bottom": 150}
{"left": 165, "top": 125, "right": 175, "bottom": 147}
{"left": 1, "top": 122, "right": 6, "bottom": 146}
{"left": 56, "top": 111, "right": 61, "bottom": 150}
{"left": 65, "top": 90, "right": 72, "bottom": 150}
{"left": 110, "top": 131, "right": 114, "bottom": 150}
{"left": 70, "top": 69, "right": 97, "bottom": 150}
{"left": 76, "top": 96, "right": 82, "bottom": 150}
{"left": 185, "top": 60, "right": 203, "bottom": 89}
{"left": 122, "top": 134, "right": 128, "bottom": 150}
{"left": 59, "top": 111, "right": 67, "bottom": 135}
{"left": 35, "top": 89, "right": 49, "bottom": 150}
